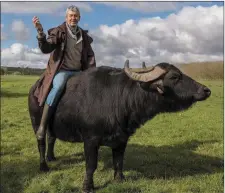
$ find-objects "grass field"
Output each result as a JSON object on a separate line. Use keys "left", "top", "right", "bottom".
{"left": 1, "top": 74, "right": 224, "bottom": 193}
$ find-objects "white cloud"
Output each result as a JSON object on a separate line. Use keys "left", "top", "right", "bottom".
{"left": 11, "top": 20, "right": 30, "bottom": 41}
{"left": 1, "top": 43, "right": 49, "bottom": 69}
{"left": 98, "top": 2, "right": 177, "bottom": 13}
{"left": 1, "top": 2, "right": 92, "bottom": 14}
{"left": 90, "top": 5, "right": 223, "bottom": 67}
{"left": 97, "top": 2, "right": 215, "bottom": 13}
{"left": 1, "top": 5, "right": 223, "bottom": 69}
{"left": 1, "top": 2, "right": 215, "bottom": 15}
{"left": 1, "top": 20, "right": 30, "bottom": 41}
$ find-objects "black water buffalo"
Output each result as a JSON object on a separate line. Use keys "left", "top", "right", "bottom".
{"left": 28, "top": 60, "right": 211, "bottom": 193}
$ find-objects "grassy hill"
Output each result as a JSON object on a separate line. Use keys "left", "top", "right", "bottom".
{"left": 180, "top": 61, "right": 224, "bottom": 80}
{"left": 1, "top": 61, "right": 223, "bottom": 80}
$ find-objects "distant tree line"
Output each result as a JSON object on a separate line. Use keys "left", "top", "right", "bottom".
{"left": 1, "top": 66, "right": 45, "bottom": 76}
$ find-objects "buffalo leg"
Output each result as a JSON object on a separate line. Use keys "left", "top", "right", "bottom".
{"left": 37, "top": 138, "right": 49, "bottom": 171}
{"left": 82, "top": 140, "right": 100, "bottom": 193}
{"left": 46, "top": 128, "right": 56, "bottom": 161}
{"left": 112, "top": 142, "right": 127, "bottom": 181}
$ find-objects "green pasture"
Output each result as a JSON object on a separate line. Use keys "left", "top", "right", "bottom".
{"left": 1, "top": 75, "right": 223, "bottom": 193}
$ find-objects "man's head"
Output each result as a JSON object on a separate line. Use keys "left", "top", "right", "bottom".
{"left": 66, "top": 5, "right": 80, "bottom": 27}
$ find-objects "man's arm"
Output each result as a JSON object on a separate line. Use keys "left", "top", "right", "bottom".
{"left": 87, "top": 44, "right": 96, "bottom": 68}
{"left": 32, "top": 16, "right": 59, "bottom": 54}
{"left": 86, "top": 35, "right": 96, "bottom": 68}
{"left": 37, "top": 29, "right": 59, "bottom": 54}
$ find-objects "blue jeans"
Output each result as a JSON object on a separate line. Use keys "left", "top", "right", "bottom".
{"left": 46, "top": 70, "right": 80, "bottom": 107}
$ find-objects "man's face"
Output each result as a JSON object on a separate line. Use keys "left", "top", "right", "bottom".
{"left": 66, "top": 10, "right": 80, "bottom": 26}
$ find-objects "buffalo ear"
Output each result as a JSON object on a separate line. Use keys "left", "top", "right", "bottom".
{"left": 151, "top": 79, "right": 164, "bottom": 94}
{"left": 139, "top": 82, "right": 151, "bottom": 91}
{"left": 139, "top": 80, "right": 164, "bottom": 94}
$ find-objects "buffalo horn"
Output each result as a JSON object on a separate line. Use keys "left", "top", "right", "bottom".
{"left": 124, "top": 60, "right": 154, "bottom": 73}
{"left": 142, "top": 62, "right": 146, "bottom": 68}
{"left": 124, "top": 60, "right": 167, "bottom": 82}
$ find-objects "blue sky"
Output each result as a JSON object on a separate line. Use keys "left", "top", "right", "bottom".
{"left": 1, "top": 1, "right": 224, "bottom": 68}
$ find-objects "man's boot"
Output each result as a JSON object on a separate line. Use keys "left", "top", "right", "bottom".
{"left": 36, "top": 104, "right": 53, "bottom": 140}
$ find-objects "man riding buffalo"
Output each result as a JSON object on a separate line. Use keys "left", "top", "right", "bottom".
{"left": 32, "top": 5, "right": 96, "bottom": 140}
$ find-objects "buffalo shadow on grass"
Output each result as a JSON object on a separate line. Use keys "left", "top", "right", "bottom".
{"left": 1, "top": 157, "right": 80, "bottom": 193}
{"left": 4, "top": 140, "right": 221, "bottom": 193}
{"left": 1, "top": 158, "right": 39, "bottom": 193}
{"left": 100, "top": 140, "right": 224, "bottom": 180}
{"left": 51, "top": 140, "right": 223, "bottom": 181}
{"left": 52, "top": 152, "right": 85, "bottom": 170}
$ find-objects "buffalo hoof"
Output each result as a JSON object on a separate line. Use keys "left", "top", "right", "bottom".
{"left": 46, "top": 155, "right": 57, "bottom": 162}
{"left": 40, "top": 162, "right": 50, "bottom": 172}
{"left": 82, "top": 190, "right": 95, "bottom": 193}
{"left": 82, "top": 185, "right": 94, "bottom": 193}
{"left": 114, "top": 174, "right": 125, "bottom": 182}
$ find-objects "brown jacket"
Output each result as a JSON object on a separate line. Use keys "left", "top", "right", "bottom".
{"left": 34, "top": 22, "right": 96, "bottom": 106}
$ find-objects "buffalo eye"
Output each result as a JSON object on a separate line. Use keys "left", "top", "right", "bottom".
{"left": 169, "top": 74, "right": 180, "bottom": 83}
{"left": 170, "top": 75, "right": 178, "bottom": 80}
{"left": 139, "top": 82, "right": 150, "bottom": 90}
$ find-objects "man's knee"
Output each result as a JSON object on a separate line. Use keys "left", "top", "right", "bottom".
{"left": 52, "top": 76, "right": 67, "bottom": 91}
{"left": 52, "top": 82, "right": 66, "bottom": 92}
{"left": 52, "top": 71, "right": 74, "bottom": 92}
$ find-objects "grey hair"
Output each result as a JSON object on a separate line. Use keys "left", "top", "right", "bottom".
{"left": 66, "top": 5, "right": 80, "bottom": 16}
